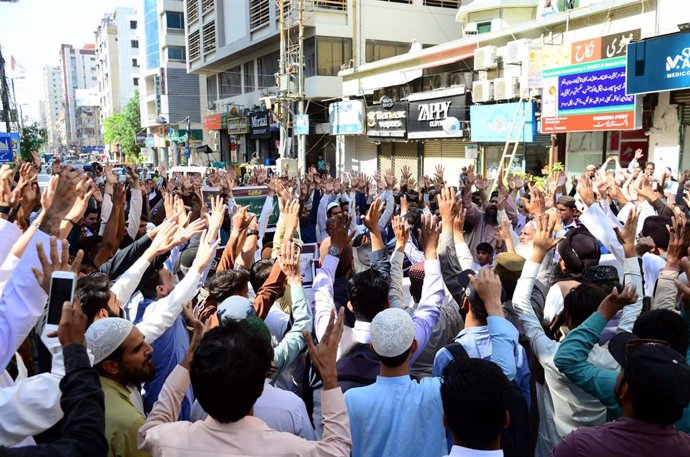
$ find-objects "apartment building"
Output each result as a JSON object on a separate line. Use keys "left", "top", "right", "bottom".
{"left": 41, "top": 65, "right": 63, "bottom": 151}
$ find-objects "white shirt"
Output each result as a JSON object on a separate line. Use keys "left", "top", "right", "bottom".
{"left": 190, "top": 379, "right": 317, "bottom": 441}
{"left": 446, "top": 445, "right": 503, "bottom": 457}
{"left": 642, "top": 252, "right": 666, "bottom": 297}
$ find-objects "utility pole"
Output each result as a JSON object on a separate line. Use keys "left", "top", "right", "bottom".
{"left": 0, "top": 45, "right": 12, "bottom": 132}
{"left": 277, "top": 0, "right": 308, "bottom": 173}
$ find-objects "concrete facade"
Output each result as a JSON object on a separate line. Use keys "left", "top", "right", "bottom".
{"left": 58, "top": 44, "right": 98, "bottom": 148}
{"left": 41, "top": 65, "right": 63, "bottom": 151}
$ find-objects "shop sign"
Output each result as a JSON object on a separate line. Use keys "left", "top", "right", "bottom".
{"left": 366, "top": 101, "right": 407, "bottom": 139}
{"left": 160, "top": 68, "right": 166, "bottom": 95}
{"left": 249, "top": 110, "right": 271, "bottom": 139}
{"left": 541, "top": 56, "right": 641, "bottom": 133}
{"left": 527, "top": 45, "right": 571, "bottom": 89}
{"left": 294, "top": 114, "right": 309, "bottom": 135}
{"left": 407, "top": 89, "right": 466, "bottom": 139}
{"left": 203, "top": 113, "right": 222, "bottom": 130}
{"left": 627, "top": 33, "right": 690, "bottom": 95}
{"left": 470, "top": 102, "right": 536, "bottom": 143}
{"left": 227, "top": 116, "right": 248, "bottom": 135}
{"left": 154, "top": 75, "right": 161, "bottom": 116}
{"left": 571, "top": 29, "right": 640, "bottom": 64}
{"left": 329, "top": 100, "right": 365, "bottom": 135}
{"left": 145, "top": 136, "right": 154, "bottom": 148}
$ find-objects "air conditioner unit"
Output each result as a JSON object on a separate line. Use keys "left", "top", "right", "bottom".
{"left": 504, "top": 39, "right": 531, "bottom": 65}
{"left": 474, "top": 46, "right": 497, "bottom": 70}
{"left": 449, "top": 72, "right": 466, "bottom": 87}
{"left": 494, "top": 77, "right": 520, "bottom": 101}
{"left": 425, "top": 73, "right": 448, "bottom": 91}
{"left": 472, "top": 80, "right": 494, "bottom": 103}
{"left": 464, "top": 22, "right": 478, "bottom": 36}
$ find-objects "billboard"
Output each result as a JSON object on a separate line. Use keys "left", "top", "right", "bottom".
{"left": 329, "top": 100, "right": 365, "bottom": 135}
{"left": 407, "top": 89, "right": 466, "bottom": 140}
{"left": 367, "top": 98, "right": 407, "bottom": 140}
{"left": 0, "top": 133, "right": 12, "bottom": 163}
{"left": 470, "top": 102, "right": 536, "bottom": 143}
{"left": 626, "top": 33, "right": 690, "bottom": 95}
{"left": 571, "top": 29, "right": 640, "bottom": 65}
{"left": 541, "top": 56, "right": 640, "bottom": 133}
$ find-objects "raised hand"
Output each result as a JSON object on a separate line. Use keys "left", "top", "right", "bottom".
{"left": 434, "top": 164, "right": 445, "bottom": 187}
{"left": 613, "top": 206, "right": 640, "bottom": 258}
{"left": 231, "top": 205, "right": 252, "bottom": 233}
{"left": 530, "top": 213, "right": 562, "bottom": 262}
{"left": 279, "top": 239, "right": 302, "bottom": 285}
{"left": 206, "top": 195, "right": 228, "bottom": 238}
{"left": 437, "top": 187, "right": 456, "bottom": 231}
{"left": 303, "top": 307, "right": 345, "bottom": 390}
{"left": 145, "top": 219, "right": 180, "bottom": 261}
{"left": 634, "top": 148, "right": 644, "bottom": 161}
{"left": 453, "top": 207, "right": 467, "bottom": 242}
{"left": 384, "top": 169, "right": 397, "bottom": 189}
{"left": 329, "top": 213, "right": 352, "bottom": 251}
{"left": 597, "top": 284, "right": 639, "bottom": 320}
{"left": 192, "top": 229, "right": 221, "bottom": 273}
{"left": 524, "top": 185, "right": 545, "bottom": 216}
{"left": 362, "top": 197, "right": 384, "bottom": 233}
{"left": 63, "top": 179, "right": 96, "bottom": 224}
{"left": 282, "top": 199, "right": 301, "bottom": 240}
{"left": 470, "top": 269, "right": 504, "bottom": 316}
{"left": 474, "top": 174, "right": 488, "bottom": 191}
{"left": 392, "top": 215, "right": 410, "bottom": 251}
{"left": 58, "top": 299, "right": 88, "bottom": 348}
{"left": 400, "top": 165, "right": 412, "bottom": 183}
{"left": 577, "top": 174, "right": 596, "bottom": 207}
{"left": 32, "top": 237, "right": 83, "bottom": 294}
{"left": 664, "top": 213, "right": 690, "bottom": 270}
{"left": 418, "top": 214, "right": 439, "bottom": 259}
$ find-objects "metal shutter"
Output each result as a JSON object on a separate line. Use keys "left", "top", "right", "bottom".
{"left": 378, "top": 143, "right": 393, "bottom": 174}
{"left": 393, "top": 142, "right": 419, "bottom": 180}
{"left": 353, "top": 136, "right": 378, "bottom": 175}
{"left": 423, "top": 140, "right": 469, "bottom": 187}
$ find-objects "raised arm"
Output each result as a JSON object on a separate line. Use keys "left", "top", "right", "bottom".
{"left": 388, "top": 215, "right": 410, "bottom": 310}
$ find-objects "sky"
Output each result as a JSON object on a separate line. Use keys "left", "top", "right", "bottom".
{"left": 0, "top": 0, "right": 138, "bottom": 121}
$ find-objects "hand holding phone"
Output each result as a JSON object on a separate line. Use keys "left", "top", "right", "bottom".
{"left": 47, "top": 272, "right": 77, "bottom": 326}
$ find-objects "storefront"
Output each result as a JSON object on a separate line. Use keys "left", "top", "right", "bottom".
{"left": 226, "top": 113, "right": 248, "bottom": 163}
{"left": 248, "top": 110, "right": 277, "bottom": 165}
{"left": 330, "top": 100, "right": 366, "bottom": 176}
{"left": 367, "top": 97, "right": 419, "bottom": 178}
{"left": 407, "top": 88, "right": 470, "bottom": 187}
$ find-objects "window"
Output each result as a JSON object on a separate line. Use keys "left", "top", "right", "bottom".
{"left": 187, "top": 0, "right": 199, "bottom": 23}
{"left": 130, "top": 20, "right": 137, "bottom": 29}
{"left": 189, "top": 30, "right": 201, "bottom": 60}
{"left": 207, "top": 75, "right": 217, "bottom": 105}
{"left": 257, "top": 51, "right": 279, "bottom": 88}
{"left": 249, "top": 0, "right": 269, "bottom": 30}
{"left": 219, "top": 67, "right": 241, "bottom": 97}
{"left": 144, "top": 0, "right": 160, "bottom": 69}
{"left": 133, "top": 77, "right": 139, "bottom": 86}
{"left": 477, "top": 21, "right": 492, "bottom": 34}
{"left": 365, "top": 39, "right": 410, "bottom": 63}
{"left": 314, "top": 0, "right": 346, "bottom": 10}
{"left": 317, "top": 36, "right": 352, "bottom": 76}
{"left": 168, "top": 46, "right": 186, "bottom": 61}
{"left": 423, "top": 0, "right": 460, "bottom": 7}
{"left": 166, "top": 11, "right": 184, "bottom": 29}
{"left": 202, "top": 21, "right": 216, "bottom": 54}
{"left": 243, "top": 61, "right": 255, "bottom": 93}
{"left": 304, "top": 37, "right": 315, "bottom": 77}
{"left": 132, "top": 58, "right": 139, "bottom": 67}
{"left": 131, "top": 39, "right": 139, "bottom": 48}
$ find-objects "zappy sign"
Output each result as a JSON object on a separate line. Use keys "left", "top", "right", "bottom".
{"left": 626, "top": 33, "right": 690, "bottom": 95}
{"left": 407, "top": 89, "right": 466, "bottom": 139}
{"left": 541, "top": 56, "right": 641, "bottom": 133}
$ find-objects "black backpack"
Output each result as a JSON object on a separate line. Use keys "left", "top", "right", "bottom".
{"left": 444, "top": 342, "right": 530, "bottom": 457}
{"left": 335, "top": 343, "right": 381, "bottom": 393}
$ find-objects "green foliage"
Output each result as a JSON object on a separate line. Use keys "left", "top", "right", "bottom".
{"left": 19, "top": 122, "right": 47, "bottom": 161}
{"left": 103, "top": 92, "right": 141, "bottom": 158}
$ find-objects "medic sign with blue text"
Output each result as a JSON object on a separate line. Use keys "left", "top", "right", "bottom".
{"left": 626, "top": 33, "right": 690, "bottom": 95}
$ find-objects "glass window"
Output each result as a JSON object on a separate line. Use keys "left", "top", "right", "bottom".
{"left": 130, "top": 20, "right": 137, "bottom": 29}
{"left": 133, "top": 77, "right": 139, "bottom": 86}
{"left": 207, "top": 75, "right": 218, "bottom": 104}
{"left": 365, "top": 39, "right": 410, "bottom": 63}
{"left": 131, "top": 40, "right": 139, "bottom": 48}
{"left": 219, "top": 66, "right": 241, "bottom": 97}
{"left": 132, "top": 58, "right": 139, "bottom": 67}
{"left": 304, "top": 37, "right": 315, "bottom": 77}
{"left": 316, "top": 36, "right": 352, "bottom": 76}
{"left": 166, "top": 11, "right": 185, "bottom": 29}
{"left": 257, "top": 50, "right": 280, "bottom": 88}
{"left": 477, "top": 22, "right": 491, "bottom": 34}
{"left": 144, "top": 0, "right": 160, "bottom": 69}
{"left": 243, "top": 61, "right": 255, "bottom": 93}
{"left": 167, "top": 46, "right": 186, "bottom": 61}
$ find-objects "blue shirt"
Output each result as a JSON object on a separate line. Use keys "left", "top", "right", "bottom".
{"left": 344, "top": 375, "right": 446, "bottom": 457}
{"left": 134, "top": 298, "right": 192, "bottom": 420}
{"left": 432, "top": 316, "right": 531, "bottom": 408}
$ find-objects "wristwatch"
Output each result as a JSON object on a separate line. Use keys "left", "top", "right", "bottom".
{"left": 247, "top": 229, "right": 259, "bottom": 237}
{"left": 328, "top": 245, "right": 341, "bottom": 257}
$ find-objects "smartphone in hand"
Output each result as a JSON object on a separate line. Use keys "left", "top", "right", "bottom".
{"left": 47, "top": 272, "right": 78, "bottom": 326}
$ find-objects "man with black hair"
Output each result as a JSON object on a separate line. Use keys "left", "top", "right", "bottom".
{"left": 552, "top": 336, "right": 690, "bottom": 456}
{"left": 139, "top": 305, "right": 352, "bottom": 456}
{"left": 441, "top": 358, "right": 511, "bottom": 457}
{"left": 475, "top": 241, "right": 494, "bottom": 270}
{"left": 345, "top": 269, "right": 517, "bottom": 457}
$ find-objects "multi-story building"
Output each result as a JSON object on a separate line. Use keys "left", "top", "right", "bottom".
{"left": 41, "top": 65, "right": 63, "bottom": 152}
{"left": 58, "top": 43, "right": 98, "bottom": 148}
{"left": 139, "top": 0, "right": 202, "bottom": 166}
{"left": 184, "top": 0, "right": 461, "bottom": 167}
{"left": 95, "top": 7, "right": 140, "bottom": 123}
{"left": 75, "top": 88, "right": 102, "bottom": 148}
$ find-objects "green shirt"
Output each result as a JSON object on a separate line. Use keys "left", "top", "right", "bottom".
{"left": 101, "top": 376, "right": 150, "bottom": 457}
{"left": 554, "top": 312, "right": 690, "bottom": 432}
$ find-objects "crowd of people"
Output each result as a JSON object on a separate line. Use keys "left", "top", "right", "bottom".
{"left": 1, "top": 150, "right": 690, "bottom": 457}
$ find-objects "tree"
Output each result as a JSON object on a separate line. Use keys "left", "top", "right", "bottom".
{"left": 103, "top": 91, "right": 141, "bottom": 160}
{"left": 19, "top": 122, "right": 47, "bottom": 162}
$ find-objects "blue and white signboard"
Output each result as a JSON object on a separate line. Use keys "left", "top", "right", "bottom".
{"left": 0, "top": 133, "right": 13, "bottom": 163}
{"left": 470, "top": 102, "right": 536, "bottom": 143}
{"left": 627, "top": 33, "right": 690, "bottom": 95}
{"left": 329, "top": 100, "right": 365, "bottom": 135}
{"left": 294, "top": 114, "right": 309, "bottom": 135}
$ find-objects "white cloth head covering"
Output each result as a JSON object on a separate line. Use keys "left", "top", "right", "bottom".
{"left": 86, "top": 318, "right": 133, "bottom": 364}
{"left": 370, "top": 308, "right": 415, "bottom": 357}
{"left": 327, "top": 202, "right": 340, "bottom": 213}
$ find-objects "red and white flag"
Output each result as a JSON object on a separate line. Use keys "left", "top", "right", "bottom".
{"left": 8, "top": 55, "right": 26, "bottom": 78}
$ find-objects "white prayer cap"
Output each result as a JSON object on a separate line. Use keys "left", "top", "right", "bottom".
{"left": 327, "top": 202, "right": 340, "bottom": 213}
{"left": 86, "top": 318, "right": 133, "bottom": 364}
{"left": 370, "top": 308, "right": 415, "bottom": 358}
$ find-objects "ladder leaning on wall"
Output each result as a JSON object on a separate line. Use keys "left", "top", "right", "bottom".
{"left": 489, "top": 97, "right": 532, "bottom": 195}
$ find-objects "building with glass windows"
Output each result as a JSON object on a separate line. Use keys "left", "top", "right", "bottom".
{"left": 184, "top": 0, "right": 461, "bottom": 168}
{"left": 139, "top": 0, "right": 202, "bottom": 166}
